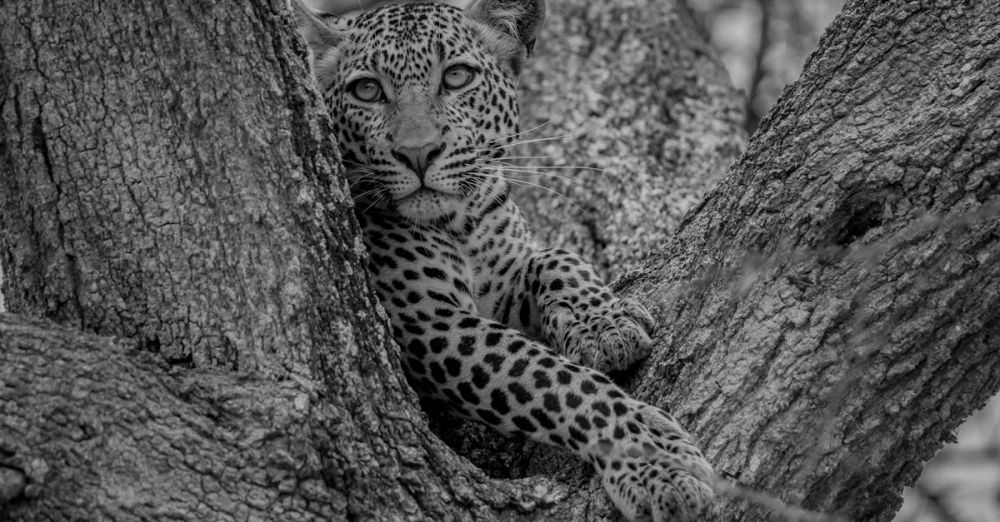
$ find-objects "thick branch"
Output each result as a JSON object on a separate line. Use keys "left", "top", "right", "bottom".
{"left": 0, "top": 313, "right": 581, "bottom": 520}
{"left": 1, "top": 314, "right": 342, "bottom": 519}
{"left": 617, "top": 1, "right": 1000, "bottom": 519}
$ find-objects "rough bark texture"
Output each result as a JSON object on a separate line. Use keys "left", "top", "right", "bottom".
{"left": 0, "top": 0, "right": 379, "bottom": 374}
{"left": 1, "top": 313, "right": 579, "bottom": 519}
{"left": 0, "top": 2, "right": 544, "bottom": 520}
{"left": 514, "top": 0, "right": 746, "bottom": 278}
{"left": 1, "top": 0, "right": 998, "bottom": 521}
{"left": 616, "top": 0, "right": 1000, "bottom": 520}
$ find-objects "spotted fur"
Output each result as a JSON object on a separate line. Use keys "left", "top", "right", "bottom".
{"left": 293, "top": 1, "right": 714, "bottom": 519}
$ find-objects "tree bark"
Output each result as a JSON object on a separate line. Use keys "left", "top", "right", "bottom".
{"left": 0, "top": 0, "right": 375, "bottom": 374}
{"left": 616, "top": 1, "right": 1000, "bottom": 520}
{"left": 0, "top": 2, "right": 531, "bottom": 520}
{"left": 514, "top": 0, "right": 746, "bottom": 278}
{"left": 1, "top": 1, "right": 998, "bottom": 522}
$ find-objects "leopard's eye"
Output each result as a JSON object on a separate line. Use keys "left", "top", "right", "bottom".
{"left": 442, "top": 64, "right": 476, "bottom": 90}
{"left": 348, "top": 78, "right": 384, "bottom": 103}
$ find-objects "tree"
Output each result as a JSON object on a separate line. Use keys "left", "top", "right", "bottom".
{"left": 1, "top": 1, "right": 998, "bottom": 521}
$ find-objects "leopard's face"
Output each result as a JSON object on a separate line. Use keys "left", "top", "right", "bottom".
{"left": 310, "top": 3, "right": 522, "bottom": 224}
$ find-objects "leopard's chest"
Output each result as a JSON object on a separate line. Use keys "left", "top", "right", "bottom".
{"left": 462, "top": 231, "right": 532, "bottom": 328}
{"left": 358, "top": 202, "right": 534, "bottom": 327}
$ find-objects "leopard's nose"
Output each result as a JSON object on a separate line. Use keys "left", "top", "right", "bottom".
{"left": 392, "top": 142, "right": 445, "bottom": 179}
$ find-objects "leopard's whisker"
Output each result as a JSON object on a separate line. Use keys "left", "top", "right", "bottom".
{"left": 351, "top": 185, "right": 382, "bottom": 200}
{"left": 346, "top": 175, "right": 375, "bottom": 183}
{"left": 482, "top": 165, "right": 585, "bottom": 188}
{"left": 482, "top": 134, "right": 571, "bottom": 150}
{"left": 485, "top": 155, "right": 551, "bottom": 161}
{"left": 350, "top": 187, "right": 385, "bottom": 202}
{"left": 345, "top": 176, "right": 381, "bottom": 190}
{"left": 346, "top": 173, "right": 379, "bottom": 183}
{"left": 498, "top": 118, "right": 554, "bottom": 142}
{"left": 490, "top": 161, "right": 605, "bottom": 173}
{"left": 488, "top": 163, "right": 602, "bottom": 179}
{"left": 359, "top": 193, "right": 387, "bottom": 215}
{"left": 405, "top": 217, "right": 421, "bottom": 242}
{"left": 475, "top": 170, "right": 581, "bottom": 210}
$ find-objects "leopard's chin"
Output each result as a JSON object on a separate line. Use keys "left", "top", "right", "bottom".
{"left": 393, "top": 188, "right": 462, "bottom": 224}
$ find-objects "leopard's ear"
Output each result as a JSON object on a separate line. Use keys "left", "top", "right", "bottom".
{"left": 465, "top": 0, "right": 545, "bottom": 75}
{"left": 289, "top": 0, "right": 346, "bottom": 57}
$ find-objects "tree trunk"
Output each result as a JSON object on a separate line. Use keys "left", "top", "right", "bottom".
{"left": 616, "top": 1, "right": 1000, "bottom": 520}
{"left": 1, "top": 1, "right": 998, "bottom": 522}
{"left": 0, "top": 0, "right": 375, "bottom": 374}
{"left": 0, "top": 2, "right": 525, "bottom": 520}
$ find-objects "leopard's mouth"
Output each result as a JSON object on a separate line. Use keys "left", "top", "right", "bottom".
{"left": 393, "top": 187, "right": 461, "bottom": 223}
{"left": 396, "top": 186, "right": 462, "bottom": 204}
{"left": 397, "top": 186, "right": 439, "bottom": 201}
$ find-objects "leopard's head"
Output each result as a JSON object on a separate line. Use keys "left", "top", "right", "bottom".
{"left": 294, "top": 0, "right": 545, "bottom": 225}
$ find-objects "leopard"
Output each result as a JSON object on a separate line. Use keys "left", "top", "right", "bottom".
{"left": 292, "top": 0, "right": 715, "bottom": 519}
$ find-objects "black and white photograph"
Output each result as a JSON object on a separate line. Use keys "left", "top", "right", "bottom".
{"left": 1, "top": 0, "right": 998, "bottom": 520}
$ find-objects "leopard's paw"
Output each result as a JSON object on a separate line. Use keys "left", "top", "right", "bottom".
{"left": 592, "top": 402, "right": 714, "bottom": 521}
{"left": 541, "top": 296, "right": 655, "bottom": 373}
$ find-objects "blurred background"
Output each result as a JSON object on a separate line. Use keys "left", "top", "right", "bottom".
{"left": 686, "top": 0, "right": 1000, "bottom": 520}
{"left": 687, "top": 0, "right": 841, "bottom": 133}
